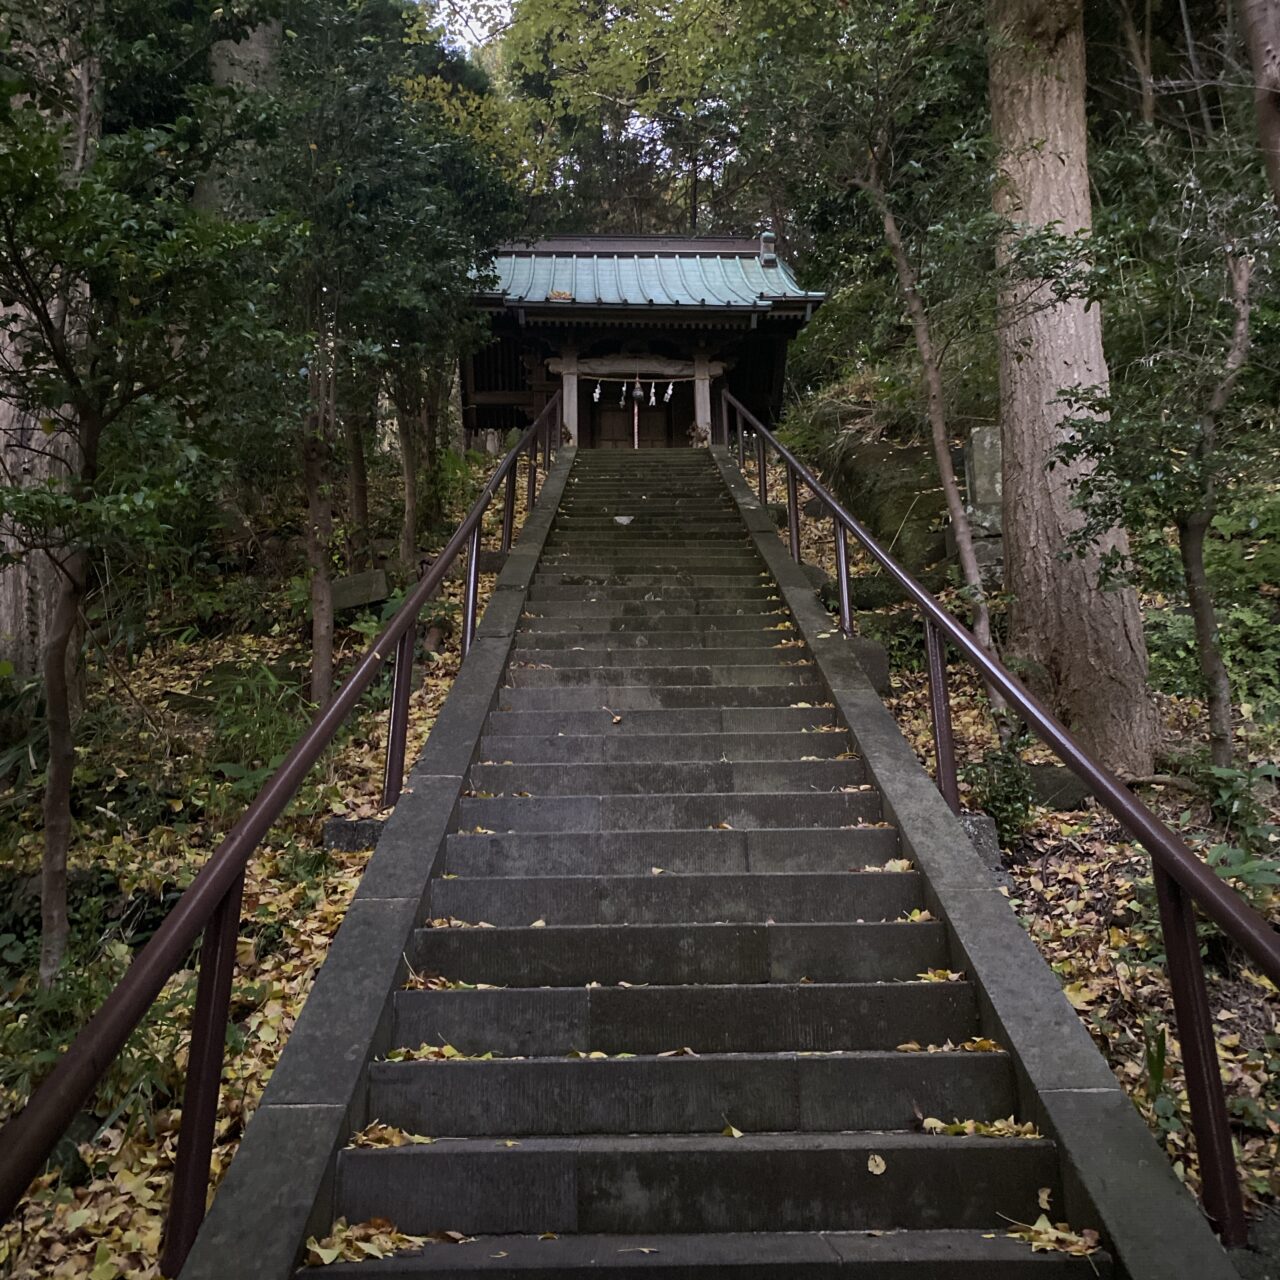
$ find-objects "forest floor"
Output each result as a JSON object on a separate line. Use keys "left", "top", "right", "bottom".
{"left": 0, "top": 456, "right": 542, "bottom": 1278}
{"left": 1, "top": 450, "right": 1276, "bottom": 1277}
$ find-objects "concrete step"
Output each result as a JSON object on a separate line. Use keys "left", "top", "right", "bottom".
{"left": 412, "top": 922, "right": 945, "bottom": 986}
{"left": 545, "top": 532, "right": 751, "bottom": 544}
{"left": 481, "top": 708, "right": 841, "bottom": 735}
{"left": 526, "top": 584, "right": 778, "bottom": 602}
{"left": 538, "top": 558, "right": 764, "bottom": 573}
{"left": 533, "top": 575, "right": 776, "bottom": 591}
{"left": 504, "top": 664, "right": 816, "bottom": 689}
{"left": 550, "top": 519, "right": 743, "bottom": 531}
{"left": 518, "top": 612, "right": 789, "bottom": 630}
{"left": 508, "top": 647, "right": 810, "bottom": 669}
{"left": 465, "top": 760, "right": 867, "bottom": 797}
{"left": 366, "top": 1049, "right": 1015, "bottom": 1137}
{"left": 456, "top": 790, "right": 880, "bottom": 832}
{"left": 477, "top": 731, "right": 852, "bottom": 763}
{"left": 333, "top": 1131, "right": 1058, "bottom": 1235}
{"left": 392, "top": 981, "right": 981, "bottom": 1056}
{"left": 443, "top": 827, "right": 900, "bottom": 876}
{"left": 495, "top": 685, "right": 829, "bottom": 711}
{"left": 428, "top": 872, "right": 919, "bottom": 925}
{"left": 297, "top": 1229, "right": 1110, "bottom": 1277}
{"left": 513, "top": 632, "right": 795, "bottom": 651}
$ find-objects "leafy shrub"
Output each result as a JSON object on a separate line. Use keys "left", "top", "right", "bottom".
{"left": 963, "top": 734, "right": 1035, "bottom": 845}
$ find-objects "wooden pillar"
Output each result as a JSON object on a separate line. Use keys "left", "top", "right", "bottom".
{"left": 561, "top": 349, "right": 579, "bottom": 446}
{"left": 694, "top": 352, "right": 712, "bottom": 447}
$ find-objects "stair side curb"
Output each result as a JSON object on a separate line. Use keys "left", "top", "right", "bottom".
{"left": 711, "top": 447, "right": 1238, "bottom": 1280}
{"left": 179, "top": 448, "right": 578, "bottom": 1280}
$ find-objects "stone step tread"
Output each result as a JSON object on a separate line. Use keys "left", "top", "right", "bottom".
{"left": 444, "top": 827, "right": 900, "bottom": 876}
{"left": 476, "top": 732, "right": 852, "bottom": 763}
{"left": 506, "top": 649, "right": 813, "bottom": 669}
{"left": 504, "top": 666, "right": 818, "bottom": 689}
{"left": 296, "top": 1229, "right": 1110, "bottom": 1276}
{"left": 392, "top": 982, "right": 981, "bottom": 1056}
{"left": 429, "top": 872, "right": 921, "bottom": 925}
{"left": 333, "top": 1132, "right": 1059, "bottom": 1236}
{"left": 455, "top": 790, "right": 882, "bottom": 831}
{"left": 364, "top": 1050, "right": 1016, "bottom": 1136}
{"left": 465, "top": 761, "right": 866, "bottom": 796}
{"left": 495, "top": 686, "right": 827, "bottom": 710}
{"left": 411, "top": 921, "right": 947, "bottom": 987}
{"left": 481, "top": 709, "right": 840, "bottom": 735}
{"left": 518, "top": 614, "right": 790, "bottom": 628}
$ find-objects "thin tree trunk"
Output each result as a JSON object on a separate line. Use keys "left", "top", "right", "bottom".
{"left": 866, "top": 175, "right": 996, "bottom": 658}
{"left": 987, "top": 0, "right": 1156, "bottom": 775}
{"left": 38, "top": 548, "right": 86, "bottom": 988}
{"left": 1173, "top": 253, "right": 1254, "bottom": 769}
{"left": 1177, "top": 515, "right": 1233, "bottom": 767}
{"left": 303, "top": 420, "right": 334, "bottom": 709}
{"left": 1240, "top": 0, "right": 1280, "bottom": 213}
{"left": 344, "top": 401, "right": 371, "bottom": 569}
{"left": 397, "top": 405, "right": 420, "bottom": 569}
{"left": 1117, "top": 0, "right": 1156, "bottom": 125}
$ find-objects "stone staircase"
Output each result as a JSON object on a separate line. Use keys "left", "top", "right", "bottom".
{"left": 310, "top": 451, "right": 1113, "bottom": 1275}
{"left": 188, "top": 447, "right": 1238, "bottom": 1280}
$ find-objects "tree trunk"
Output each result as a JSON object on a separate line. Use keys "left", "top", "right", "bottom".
{"left": 1177, "top": 514, "right": 1233, "bottom": 767}
{"left": 1116, "top": 0, "right": 1156, "bottom": 125}
{"left": 0, "top": 388, "right": 61, "bottom": 691}
{"left": 345, "top": 412, "right": 370, "bottom": 567}
{"left": 1240, "top": 0, "right": 1280, "bottom": 213}
{"left": 987, "top": 0, "right": 1156, "bottom": 775}
{"left": 38, "top": 547, "right": 86, "bottom": 988}
{"left": 868, "top": 179, "right": 996, "bottom": 659}
{"left": 303, "top": 422, "right": 334, "bottom": 709}
{"left": 396, "top": 405, "right": 420, "bottom": 569}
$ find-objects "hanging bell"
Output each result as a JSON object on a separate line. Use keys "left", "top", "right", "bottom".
{"left": 632, "top": 378, "right": 644, "bottom": 403}
{"left": 649, "top": 381, "right": 656, "bottom": 407}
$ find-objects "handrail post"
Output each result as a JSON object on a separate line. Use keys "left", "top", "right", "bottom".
{"left": 526, "top": 439, "right": 538, "bottom": 513}
{"left": 786, "top": 464, "right": 801, "bottom": 562}
{"left": 756, "top": 431, "right": 768, "bottom": 506}
{"left": 159, "top": 871, "right": 245, "bottom": 1276}
{"left": 833, "top": 517, "right": 853, "bottom": 636}
{"left": 461, "top": 523, "right": 482, "bottom": 657}
{"left": 380, "top": 625, "right": 415, "bottom": 808}
{"left": 924, "top": 616, "right": 961, "bottom": 814}
{"left": 718, "top": 394, "right": 730, "bottom": 448}
{"left": 736, "top": 407, "right": 745, "bottom": 468}
{"left": 1154, "top": 867, "right": 1248, "bottom": 1245}
{"left": 501, "top": 464, "right": 517, "bottom": 553}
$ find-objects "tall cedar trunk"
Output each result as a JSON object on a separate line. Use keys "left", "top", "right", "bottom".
{"left": 987, "top": 0, "right": 1156, "bottom": 775}
{"left": 1177, "top": 515, "right": 1234, "bottom": 767}
{"left": 303, "top": 422, "right": 334, "bottom": 709}
{"left": 867, "top": 177, "right": 996, "bottom": 659}
{"left": 1241, "top": 0, "right": 1280, "bottom": 213}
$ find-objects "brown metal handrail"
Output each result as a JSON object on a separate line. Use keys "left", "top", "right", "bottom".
{"left": 721, "top": 389, "right": 1279, "bottom": 1246}
{"left": 0, "top": 392, "right": 562, "bottom": 1274}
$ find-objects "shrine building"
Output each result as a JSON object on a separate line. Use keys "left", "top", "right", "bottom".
{"left": 463, "top": 233, "right": 825, "bottom": 449}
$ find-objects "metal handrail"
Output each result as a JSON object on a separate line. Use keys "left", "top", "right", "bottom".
{"left": 0, "top": 391, "right": 562, "bottom": 1274}
{"left": 722, "top": 389, "right": 1279, "bottom": 1246}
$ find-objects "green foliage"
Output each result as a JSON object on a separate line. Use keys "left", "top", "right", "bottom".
{"left": 963, "top": 735, "right": 1035, "bottom": 846}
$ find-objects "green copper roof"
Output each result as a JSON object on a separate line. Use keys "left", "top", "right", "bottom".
{"left": 480, "top": 235, "right": 825, "bottom": 314}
